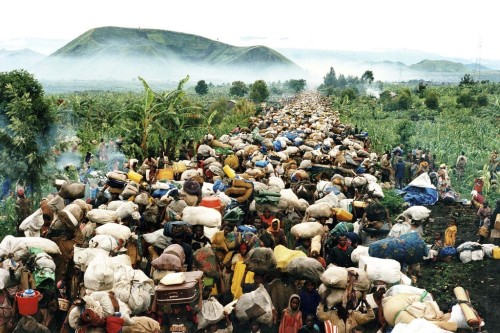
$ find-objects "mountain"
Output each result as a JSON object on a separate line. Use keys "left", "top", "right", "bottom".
{"left": 32, "top": 26, "right": 304, "bottom": 82}
{"left": 0, "top": 48, "right": 45, "bottom": 71}
{"left": 409, "top": 60, "right": 469, "bottom": 72}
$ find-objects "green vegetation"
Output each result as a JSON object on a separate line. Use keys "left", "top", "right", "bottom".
{"left": 327, "top": 67, "right": 500, "bottom": 200}
{"left": 0, "top": 69, "right": 56, "bottom": 198}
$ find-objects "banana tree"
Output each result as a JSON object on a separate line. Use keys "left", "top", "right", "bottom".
{"left": 112, "top": 76, "right": 201, "bottom": 160}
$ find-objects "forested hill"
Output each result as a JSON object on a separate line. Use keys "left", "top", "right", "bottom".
{"left": 33, "top": 26, "right": 303, "bottom": 82}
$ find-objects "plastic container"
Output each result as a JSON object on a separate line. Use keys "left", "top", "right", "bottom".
{"left": 158, "top": 169, "right": 174, "bottom": 181}
{"left": 493, "top": 247, "right": 500, "bottom": 259}
{"left": 223, "top": 165, "right": 236, "bottom": 179}
{"left": 127, "top": 170, "right": 143, "bottom": 183}
{"left": 199, "top": 197, "right": 222, "bottom": 213}
{"left": 333, "top": 208, "right": 353, "bottom": 222}
{"left": 353, "top": 201, "right": 367, "bottom": 208}
{"left": 16, "top": 290, "right": 42, "bottom": 316}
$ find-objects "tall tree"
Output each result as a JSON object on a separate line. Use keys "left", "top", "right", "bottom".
{"left": 249, "top": 80, "right": 270, "bottom": 103}
{"left": 323, "top": 67, "right": 337, "bottom": 87}
{"left": 459, "top": 74, "right": 475, "bottom": 86}
{"left": 286, "top": 79, "right": 307, "bottom": 93}
{"left": 361, "top": 70, "right": 374, "bottom": 83}
{"left": 0, "top": 70, "right": 56, "bottom": 193}
{"left": 195, "top": 80, "right": 209, "bottom": 95}
{"left": 229, "top": 81, "right": 248, "bottom": 97}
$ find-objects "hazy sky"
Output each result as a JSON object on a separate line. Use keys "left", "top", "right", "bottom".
{"left": 1, "top": 0, "right": 498, "bottom": 60}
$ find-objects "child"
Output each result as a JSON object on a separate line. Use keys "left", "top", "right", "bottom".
{"left": 428, "top": 232, "right": 443, "bottom": 262}
{"left": 279, "top": 294, "right": 303, "bottom": 333}
{"left": 298, "top": 314, "right": 320, "bottom": 333}
{"left": 164, "top": 304, "right": 196, "bottom": 333}
{"left": 191, "top": 225, "right": 211, "bottom": 251}
{"left": 444, "top": 217, "right": 457, "bottom": 247}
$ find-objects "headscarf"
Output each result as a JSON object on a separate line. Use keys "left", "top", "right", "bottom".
{"left": 286, "top": 294, "right": 301, "bottom": 316}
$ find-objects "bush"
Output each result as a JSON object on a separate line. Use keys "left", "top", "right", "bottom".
{"left": 477, "top": 93, "right": 488, "bottom": 107}
{"left": 380, "top": 190, "right": 405, "bottom": 216}
{"left": 457, "top": 90, "right": 474, "bottom": 108}
{"left": 424, "top": 91, "right": 439, "bottom": 109}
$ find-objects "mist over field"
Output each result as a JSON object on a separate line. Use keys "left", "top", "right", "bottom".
{"left": 30, "top": 55, "right": 306, "bottom": 84}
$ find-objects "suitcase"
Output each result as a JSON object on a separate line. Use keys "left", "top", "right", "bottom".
{"left": 155, "top": 271, "right": 203, "bottom": 305}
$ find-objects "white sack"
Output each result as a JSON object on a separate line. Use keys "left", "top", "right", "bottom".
{"left": 84, "top": 256, "right": 115, "bottom": 291}
{"left": 385, "top": 285, "right": 433, "bottom": 302}
{"left": 279, "top": 189, "right": 301, "bottom": 209}
{"left": 19, "top": 208, "right": 45, "bottom": 232}
{"left": 95, "top": 223, "right": 132, "bottom": 241}
{"left": 235, "top": 285, "right": 273, "bottom": 324}
{"left": 73, "top": 247, "right": 109, "bottom": 271}
{"left": 359, "top": 256, "right": 402, "bottom": 284}
{"left": 182, "top": 206, "right": 222, "bottom": 227}
{"left": 268, "top": 176, "right": 285, "bottom": 191}
{"left": 368, "top": 181, "right": 384, "bottom": 198}
{"left": 0, "top": 235, "right": 60, "bottom": 260}
{"left": 392, "top": 318, "right": 453, "bottom": 333}
{"left": 350, "top": 246, "right": 369, "bottom": 263}
{"left": 291, "top": 222, "right": 325, "bottom": 239}
{"left": 106, "top": 201, "right": 125, "bottom": 211}
{"left": 306, "top": 202, "right": 332, "bottom": 218}
{"left": 87, "top": 209, "right": 118, "bottom": 224}
{"left": 89, "top": 234, "right": 119, "bottom": 252}
{"left": 320, "top": 266, "right": 370, "bottom": 291}
{"left": 115, "top": 201, "right": 139, "bottom": 219}
{"left": 403, "top": 206, "right": 432, "bottom": 221}
{"left": 143, "top": 229, "right": 171, "bottom": 249}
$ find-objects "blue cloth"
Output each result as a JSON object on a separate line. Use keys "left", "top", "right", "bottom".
{"left": 299, "top": 289, "right": 321, "bottom": 322}
{"left": 237, "top": 225, "right": 257, "bottom": 233}
{"left": 368, "top": 232, "right": 428, "bottom": 265}
{"left": 403, "top": 186, "right": 438, "bottom": 206}
{"left": 255, "top": 160, "right": 269, "bottom": 168}
{"left": 212, "top": 180, "right": 227, "bottom": 193}
{"left": 152, "top": 188, "right": 168, "bottom": 198}
{"left": 356, "top": 166, "right": 366, "bottom": 174}
{"left": 439, "top": 246, "right": 457, "bottom": 257}
{"left": 284, "top": 132, "right": 299, "bottom": 142}
{"left": 395, "top": 161, "right": 406, "bottom": 179}
{"left": 273, "top": 140, "right": 282, "bottom": 151}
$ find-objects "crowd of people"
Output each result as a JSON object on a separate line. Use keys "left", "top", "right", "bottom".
{"left": 0, "top": 91, "right": 495, "bottom": 333}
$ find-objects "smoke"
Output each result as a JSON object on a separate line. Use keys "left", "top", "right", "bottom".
{"left": 365, "top": 87, "right": 381, "bottom": 99}
{"left": 56, "top": 151, "right": 82, "bottom": 170}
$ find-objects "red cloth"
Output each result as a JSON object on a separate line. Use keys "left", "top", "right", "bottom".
{"left": 106, "top": 316, "right": 125, "bottom": 333}
{"left": 259, "top": 214, "right": 275, "bottom": 227}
